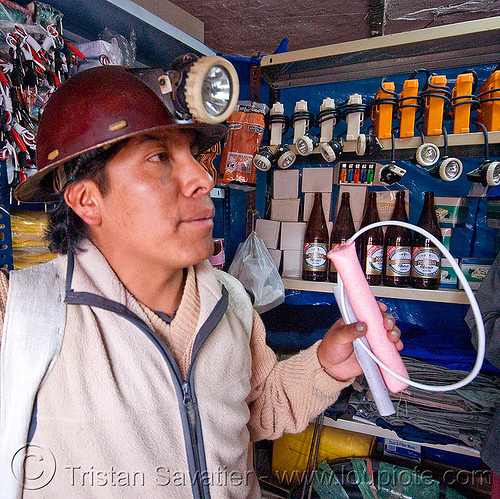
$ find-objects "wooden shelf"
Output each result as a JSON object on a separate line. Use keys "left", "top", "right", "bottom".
{"left": 268, "top": 131, "right": 500, "bottom": 163}
{"left": 324, "top": 416, "right": 480, "bottom": 457}
{"left": 342, "top": 131, "right": 500, "bottom": 161}
{"left": 282, "top": 278, "right": 470, "bottom": 305}
{"left": 261, "top": 17, "right": 500, "bottom": 89}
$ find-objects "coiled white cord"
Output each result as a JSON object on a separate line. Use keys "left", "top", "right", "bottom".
{"left": 342, "top": 220, "right": 486, "bottom": 392}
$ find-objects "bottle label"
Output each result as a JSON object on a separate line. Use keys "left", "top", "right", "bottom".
{"left": 365, "top": 244, "right": 383, "bottom": 275}
{"left": 411, "top": 247, "right": 441, "bottom": 278}
{"left": 385, "top": 246, "right": 412, "bottom": 277}
{"left": 328, "top": 243, "right": 342, "bottom": 273}
{"left": 303, "top": 242, "right": 328, "bottom": 272}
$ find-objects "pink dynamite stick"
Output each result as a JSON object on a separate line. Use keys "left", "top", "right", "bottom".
{"left": 328, "top": 239, "right": 409, "bottom": 393}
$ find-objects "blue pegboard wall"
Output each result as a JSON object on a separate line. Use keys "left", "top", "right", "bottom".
{"left": 266, "top": 63, "right": 500, "bottom": 259}
{"left": 0, "top": 161, "right": 13, "bottom": 270}
{"left": 215, "top": 58, "right": 500, "bottom": 269}
{"left": 211, "top": 55, "right": 272, "bottom": 269}
{"left": 256, "top": 62, "right": 500, "bottom": 354}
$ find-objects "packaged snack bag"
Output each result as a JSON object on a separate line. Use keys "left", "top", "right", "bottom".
{"left": 219, "top": 101, "right": 268, "bottom": 184}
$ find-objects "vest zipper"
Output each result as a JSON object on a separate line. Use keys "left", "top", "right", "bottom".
{"left": 182, "top": 381, "right": 205, "bottom": 498}
{"left": 64, "top": 254, "right": 229, "bottom": 499}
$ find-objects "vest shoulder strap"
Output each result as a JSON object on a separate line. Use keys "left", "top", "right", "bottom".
{"left": 0, "top": 258, "right": 66, "bottom": 499}
{"left": 213, "top": 269, "right": 254, "bottom": 334}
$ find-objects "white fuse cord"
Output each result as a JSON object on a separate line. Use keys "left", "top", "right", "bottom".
{"left": 341, "top": 220, "right": 486, "bottom": 392}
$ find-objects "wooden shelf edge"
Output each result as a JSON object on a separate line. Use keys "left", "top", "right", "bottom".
{"left": 282, "top": 278, "right": 470, "bottom": 304}
{"left": 323, "top": 416, "right": 480, "bottom": 457}
{"left": 268, "top": 131, "right": 500, "bottom": 157}
{"left": 261, "top": 17, "right": 500, "bottom": 68}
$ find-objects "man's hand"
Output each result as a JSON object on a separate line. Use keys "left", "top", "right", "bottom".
{"left": 317, "top": 302, "right": 402, "bottom": 381}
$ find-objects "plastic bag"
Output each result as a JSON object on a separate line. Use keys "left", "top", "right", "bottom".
{"left": 27, "top": 1, "right": 64, "bottom": 49}
{"left": 99, "top": 27, "right": 136, "bottom": 66}
{"left": 74, "top": 39, "right": 115, "bottom": 71}
{"left": 0, "top": 0, "right": 30, "bottom": 23}
{"left": 228, "top": 231, "right": 284, "bottom": 314}
{"left": 72, "top": 29, "right": 137, "bottom": 75}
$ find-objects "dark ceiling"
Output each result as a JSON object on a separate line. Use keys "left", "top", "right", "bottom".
{"left": 166, "top": 0, "right": 500, "bottom": 58}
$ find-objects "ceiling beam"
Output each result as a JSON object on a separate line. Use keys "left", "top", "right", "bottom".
{"left": 369, "top": 0, "right": 387, "bottom": 37}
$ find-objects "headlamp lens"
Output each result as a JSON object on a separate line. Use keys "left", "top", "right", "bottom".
{"left": 202, "top": 65, "right": 232, "bottom": 117}
{"left": 279, "top": 151, "right": 296, "bottom": 169}
{"left": 421, "top": 144, "right": 439, "bottom": 163}
{"left": 488, "top": 162, "right": 500, "bottom": 186}
{"left": 253, "top": 148, "right": 273, "bottom": 171}
{"left": 295, "top": 136, "right": 312, "bottom": 156}
{"left": 276, "top": 146, "right": 296, "bottom": 169}
{"left": 296, "top": 135, "right": 318, "bottom": 156}
{"left": 444, "top": 160, "right": 461, "bottom": 180}
{"left": 319, "top": 142, "right": 336, "bottom": 163}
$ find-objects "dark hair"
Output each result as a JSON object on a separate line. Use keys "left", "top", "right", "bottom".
{"left": 46, "top": 142, "right": 123, "bottom": 254}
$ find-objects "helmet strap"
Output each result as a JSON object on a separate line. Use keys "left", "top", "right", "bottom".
{"left": 52, "top": 166, "right": 72, "bottom": 196}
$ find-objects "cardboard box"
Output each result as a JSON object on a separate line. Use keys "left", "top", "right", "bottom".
{"left": 303, "top": 192, "right": 332, "bottom": 222}
{"left": 376, "top": 190, "right": 409, "bottom": 222}
{"left": 271, "top": 198, "right": 301, "bottom": 222}
{"left": 383, "top": 438, "right": 421, "bottom": 462}
{"left": 280, "top": 222, "right": 306, "bottom": 251}
{"left": 336, "top": 185, "right": 367, "bottom": 229}
{"left": 440, "top": 257, "right": 458, "bottom": 288}
{"left": 273, "top": 169, "right": 300, "bottom": 199}
{"left": 282, "top": 250, "right": 302, "bottom": 278}
{"left": 487, "top": 197, "right": 500, "bottom": 229}
{"left": 301, "top": 167, "right": 334, "bottom": 193}
{"left": 267, "top": 249, "right": 282, "bottom": 270}
{"left": 434, "top": 196, "right": 469, "bottom": 227}
{"left": 441, "top": 227, "right": 453, "bottom": 251}
{"left": 255, "top": 219, "right": 281, "bottom": 250}
{"left": 458, "top": 257, "right": 494, "bottom": 290}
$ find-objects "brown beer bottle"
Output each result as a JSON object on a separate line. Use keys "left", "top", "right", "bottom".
{"left": 302, "top": 192, "right": 329, "bottom": 281}
{"left": 328, "top": 192, "right": 355, "bottom": 282}
{"left": 411, "top": 191, "right": 442, "bottom": 289}
{"left": 356, "top": 191, "right": 384, "bottom": 285}
{"left": 383, "top": 190, "right": 412, "bottom": 287}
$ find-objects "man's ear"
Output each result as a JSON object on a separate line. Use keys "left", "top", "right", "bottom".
{"left": 64, "top": 180, "right": 102, "bottom": 226}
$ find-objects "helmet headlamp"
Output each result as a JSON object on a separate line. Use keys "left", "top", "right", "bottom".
{"left": 253, "top": 145, "right": 296, "bottom": 171}
{"left": 156, "top": 53, "right": 239, "bottom": 124}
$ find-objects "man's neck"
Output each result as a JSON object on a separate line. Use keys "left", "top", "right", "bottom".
{"left": 126, "top": 268, "right": 187, "bottom": 316}
{"left": 92, "top": 244, "right": 188, "bottom": 315}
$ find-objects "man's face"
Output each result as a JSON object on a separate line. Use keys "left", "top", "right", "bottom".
{"left": 90, "top": 129, "right": 216, "bottom": 273}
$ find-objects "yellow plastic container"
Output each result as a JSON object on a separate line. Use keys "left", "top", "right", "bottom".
{"left": 451, "top": 73, "right": 474, "bottom": 134}
{"left": 13, "top": 249, "right": 57, "bottom": 270}
{"left": 10, "top": 210, "right": 56, "bottom": 269}
{"left": 423, "top": 75, "right": 447, "bottom": 136}
{"left": 398, "top": 79, "right": 419, "bottom": 138}
{"left": 272, "top": 423, "right": 375, "bottom": 485}
{"left": 371, "top": 81, "right": 396, "bottom": 140}
{"left": 477, "top": 70, "right": 500, "bottom": 132}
